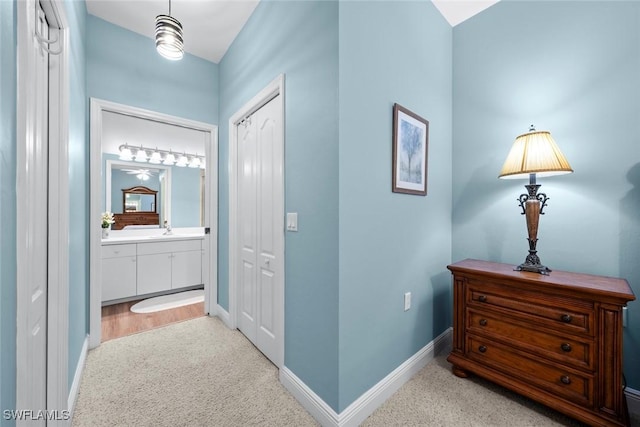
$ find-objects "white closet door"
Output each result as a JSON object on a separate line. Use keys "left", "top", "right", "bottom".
{"left": 238, "top": 115, "right": 258, "bottom": 338}
{"left": 23, "top": 2, "right": 50, "bottom": 421}
{"left": 237, "top": 94, "right": 284, "bottom": 367}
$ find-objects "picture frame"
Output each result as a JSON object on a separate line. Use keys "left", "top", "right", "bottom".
{"left": 392, "top": 103, "right": 429, "bottom": 195}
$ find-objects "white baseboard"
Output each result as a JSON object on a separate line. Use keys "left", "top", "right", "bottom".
{"left": 626, "top": 386, "right": 640, "bottom": 419}
{"left": 216, "top": 304, "right": 233, "bottom": 329}
{"left": 280, "top": 366, "right": 340, "bottom": 426}
{"left": 280, "top": 327, "right": 453, "bottom": 427}
{"left": 67, "top": 335, "right": 89, "bottom": 419}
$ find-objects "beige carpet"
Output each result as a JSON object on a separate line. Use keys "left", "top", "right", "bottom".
{"left": 73, "top": 316, "right": 317, "bottom": 427}
{"left": 73, "top": 316, "right": 639, "bottom": 426}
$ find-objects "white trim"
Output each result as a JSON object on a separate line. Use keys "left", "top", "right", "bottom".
{"left": 90, "top": 98, "right": 218, "bottom": 348}
{"left": 16, "top": 0, "right": 70, "bottom": 420}
{"left": 228, "top": 74, "right": 285, "bottom": 335}
{"left": 67, "top": 336, "right": 88, "bottom": 418}
{"left": 215, "top": 304, "right": 233, "bottom": 329}
{"left": 203, "top": 127, "right": 218, "bottom": 316}
{"left": 280, "top": 328, "right": 453, "bottom": 427}
{"left": 46, "top": 0, "right": 70, "bottom": 418}
{"left": 338, "top": 327, "right": 452, "bottom": 426}
{"left": 280, "top": 366, "right": 339, "bottom": 427}
{"left": 626, "top": 386, "right": 640, "bottom": 420}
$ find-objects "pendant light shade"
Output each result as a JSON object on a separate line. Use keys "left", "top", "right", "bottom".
{"left": 155, "top": 0, "right": 183, "bottom": 61}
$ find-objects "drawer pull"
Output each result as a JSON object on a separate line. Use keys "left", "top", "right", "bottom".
{"left": 478, "top": 295, "right": 487, "bottom": 303}
{"left": 561, "top": 343, "right": 572, "bottom": 352}
{"left": 478, "top": 345, "right": 487, "bottom": 353}
{"left": 479, "top": 319, "right": 488, "bottom": 326}
{"left": 560, "top": 314, "right": 572, "bottom": 323}
{"left": 560, "top": 375, "right": 571, "bottom": 385}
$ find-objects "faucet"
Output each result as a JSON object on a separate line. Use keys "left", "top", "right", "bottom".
{"left": 163, "top": 221, "right": 172, "bottom": 235}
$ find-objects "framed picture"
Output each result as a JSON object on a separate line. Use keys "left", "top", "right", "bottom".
{"left": 392, "top": 103, "right": 429, "bottom": 195}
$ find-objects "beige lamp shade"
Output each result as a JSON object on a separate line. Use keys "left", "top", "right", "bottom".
{"left": 499, "top": 128, "right": 573, "bottom": 179}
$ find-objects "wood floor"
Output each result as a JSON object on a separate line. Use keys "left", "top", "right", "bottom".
{"left": 101, "top": 299, "right": 205, "bottom": 342}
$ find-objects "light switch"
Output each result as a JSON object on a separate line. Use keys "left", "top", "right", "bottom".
{"left": 286, "top": 212, "right": 298, "bottom": 232}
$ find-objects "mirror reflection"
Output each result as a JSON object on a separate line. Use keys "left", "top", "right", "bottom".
{"left": 123, "top": 186, "right": 157, "bottom": 213}
{"left": 101, "top": 110, "right": 207, "bottom": 229}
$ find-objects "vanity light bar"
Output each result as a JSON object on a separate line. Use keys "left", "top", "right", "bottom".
{"left": 118, "top": 144, "right": 205, "bottom": 169}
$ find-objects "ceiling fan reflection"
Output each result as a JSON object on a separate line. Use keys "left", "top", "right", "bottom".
{"left": 122, "top": 168, "right": 156, "bottom": 181}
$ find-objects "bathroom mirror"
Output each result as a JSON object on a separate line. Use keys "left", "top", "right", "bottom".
{"left": 101, "top": 110, "right": 207, "bottom": 228}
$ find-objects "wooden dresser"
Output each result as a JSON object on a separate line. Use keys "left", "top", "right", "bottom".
{"left": 112, "top": 212, "right": 160, "bottom": 230}
{"left": 447, "top": 259, "right": 635, "bottom": 426}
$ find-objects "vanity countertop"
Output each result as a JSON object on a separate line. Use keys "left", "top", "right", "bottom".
{"left": 101, "top": 233, "right": 205, "bottom": 245}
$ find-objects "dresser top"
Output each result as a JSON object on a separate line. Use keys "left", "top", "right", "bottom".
{"left": 448, "top": 259, "right": 635, "bottom": 303}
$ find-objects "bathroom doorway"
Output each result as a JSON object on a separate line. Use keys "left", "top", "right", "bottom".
{"left": 89, "top": 99, "right": 218, "bottom": 348}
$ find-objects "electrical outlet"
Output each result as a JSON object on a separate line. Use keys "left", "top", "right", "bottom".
{"left": 623, "top": 306, "right": 628, "bottom": 328}
{"left": 404, "top": 292, "right": 411, "bottom": 311}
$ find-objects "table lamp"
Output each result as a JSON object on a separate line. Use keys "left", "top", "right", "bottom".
{"left": 499, "top": 125, "right": 573, "bottom": 274}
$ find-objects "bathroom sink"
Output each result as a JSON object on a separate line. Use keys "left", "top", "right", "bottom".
{"left": 144, "top": 234, "right": 195, "bottom": 239}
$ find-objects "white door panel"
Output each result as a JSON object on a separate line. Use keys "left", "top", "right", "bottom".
{"left": 241, "top": 260, "right": 256, "bottom": 326}
{"left": 236, "top": 94, "right": 283, "bottom": 367}
{"left": 24, "top": 3, "right": 50, "bottom": 421}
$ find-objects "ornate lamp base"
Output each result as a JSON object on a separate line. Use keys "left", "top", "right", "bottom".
{"left": 516, "top": 250, "right": 551, "bottom": 275}
{"left": 515, "top": 177, "right": 552, "bottom": 275}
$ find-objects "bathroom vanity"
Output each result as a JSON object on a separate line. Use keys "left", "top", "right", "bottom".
{"left": 101, "top": 234, "right": 204, "bottom": 304}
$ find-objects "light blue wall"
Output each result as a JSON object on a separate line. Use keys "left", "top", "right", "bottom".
{"left": 0, "top": 0, "right": 16, "bottom": 422}
{"left": 87, "top": 15, "right": 218, "bottom": 125}
{"left": 219, "top": 0, "right": 340, "bottom": 410}
{"left": 453, "top": 1, "right": 640, "bottom": 389}
{"left": 338, "top": 0, "right": 452, "bottom": 411}
{"left": 65, "top": 0, "right": 89, "bottom": 391}
{"left": 171, "top": 166, "right": 201, "bottom": 227}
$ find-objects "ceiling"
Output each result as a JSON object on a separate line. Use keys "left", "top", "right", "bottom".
{"left": 86, "top": 0, "right": 499, "bottom": 64}
{"left": 85, "top": 0, "right": 260, "bottom": 63}
{"left": 101, "top": 111, "right": 207, "bottom": 156}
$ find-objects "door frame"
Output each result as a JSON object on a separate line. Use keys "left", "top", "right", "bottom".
{"left": 16, "top": 0, "right": 70, "bottom": 417}
{"left": 227, "top": 74, "right": 285, "bottom": 367}
{"left": 89, "top": 98, "right": 218, "bottom": 348}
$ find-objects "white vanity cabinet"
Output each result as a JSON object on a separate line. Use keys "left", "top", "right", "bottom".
{"left": 101, "top": 244, "right": 137, "bottom": 301}
{"left": 101, "top": 237, "right": 203, "bottom": 303}
{"left": 136, "top": 239, "right": 202, "bottom": 296}
{"left": 172, "top": 249, "right": 203, "bottom": 289}
{"left": 136, "top": 251, "right": 173, "bottom": 295}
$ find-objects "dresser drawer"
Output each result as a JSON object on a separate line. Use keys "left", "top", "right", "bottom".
{"left": 466, "top": 278, "right": 594, "bottom": 336}
{"left": 466, "top": 335, "right": 594, "bottom": 406}
{"left": 467, "top": 309, "right": 594, "bottom": 370}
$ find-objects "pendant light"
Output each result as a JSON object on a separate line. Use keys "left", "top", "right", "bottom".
{"left": 155, "top": 0, "right": 184, "bottom": 60}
